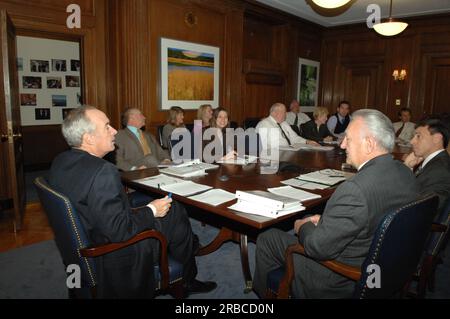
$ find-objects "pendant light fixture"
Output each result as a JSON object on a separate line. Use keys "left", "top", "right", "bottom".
{"left": 373, "top": 0, "right": 408, "bottom": 36}
{"left": 311, "top": 0, "right": 352, "bottom": 9}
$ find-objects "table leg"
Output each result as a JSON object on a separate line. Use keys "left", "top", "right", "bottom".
{"left": 240, "top": 234, "right": 253, "bottom": 293}
{"left": 197, "top": 227, "right": 233, "bottom": 256}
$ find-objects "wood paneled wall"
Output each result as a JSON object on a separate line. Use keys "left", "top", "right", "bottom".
{"left": 320, "top": 14, "right": 450, "bottom": 122}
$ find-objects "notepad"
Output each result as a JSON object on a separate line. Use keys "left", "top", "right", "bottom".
{"left": 160, "top": 180, "right": 212, "bottom": 197}
{"left": 281, "top": 178, "right": 329, "bottom": 190}
{"left": 297, "top": 169, "right": 347, "bottom": 186}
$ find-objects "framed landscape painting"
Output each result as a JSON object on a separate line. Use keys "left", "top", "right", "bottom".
{"left": 160, "top": 38, "right": 220, "bottom": 110}
{"left": 297, "top": 58, "right": 320, "bottom": 112}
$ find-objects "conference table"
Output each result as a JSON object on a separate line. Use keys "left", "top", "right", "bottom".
{"left": 121, "top": 144, "right": 411, "bottom": 292}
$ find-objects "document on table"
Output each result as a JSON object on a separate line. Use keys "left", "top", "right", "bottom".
{"left": 159, "top": 180, "right": 212, "bottom": 197}
{"left": 297, "top": 169, "right": 347, "bottom": 186}
{"left": 279, "top": 143, "right": 334, "bottom": 152}
{"left": 134, "top": 174, "right": 184, "bottom": 188}
{"left": 281, "top": 178, "right": 329, "bottom": 190}
{"left": 228, "top": 201, "right": 304, "bottom": 219}
{"left": 188, "top": 189, "right": 236, "bottom": 206}
{"left": 217, "top": 155, "right": 258, "bottom": 165}
{"left": 267, "top": 186, "right": 321, "bottom": 202}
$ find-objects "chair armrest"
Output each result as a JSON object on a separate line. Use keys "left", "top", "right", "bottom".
{"left": 277, "top": 243, "right": 361, "bottom": 298}
{"left": 79, "top": 229, "right": 171, "bottom": 289}
{"left": 431, "top": 223, "right": 447, "bottom": 233}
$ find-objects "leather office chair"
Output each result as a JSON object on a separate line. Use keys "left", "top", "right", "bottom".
{"left": 411, "top": 196, "right": 450, "bottom": 298}
{"left": 157, "top": 125, "right": 167, "bottom": 149}
{"left": 34, "top": 176, "right": 184, "bottom": 299}
{"left": 244, "top": 117, "right": 260, "bottom": 130}
{"left": 266, "top": 194, "right": 439, "bottom": 299}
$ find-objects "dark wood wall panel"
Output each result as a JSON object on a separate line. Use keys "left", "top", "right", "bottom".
{"left": 0, "top": 0, "right": 108, "bottom": 168}
{"left": 321, "top": 14, "right": 450, "bottom": 122}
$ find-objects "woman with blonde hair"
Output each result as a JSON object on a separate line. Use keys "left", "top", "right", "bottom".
{"left": 301, "top": 106, "right": 334, "bottom": 142}
{"left": 162, "top": 106, "right": 186, "bottom": 149}
{"left": 197, "top": 104, "right": 213, "bottom": 128}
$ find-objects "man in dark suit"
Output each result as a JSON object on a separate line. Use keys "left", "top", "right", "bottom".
{"left": 253, "top": 109, "right": 419, "bottom": 298}
{"left": 115, "top": 107, "right": 171, "bottom": 171}
{"left": 404, "top": 118, "right": 450, "bottom": 216}
{"left": 49, "top": 106, "right": 216, "bottom": 298}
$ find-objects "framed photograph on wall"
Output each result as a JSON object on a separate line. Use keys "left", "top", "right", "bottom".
{"left": 160, "top": 38, "right": 220, "bottom": 110}
{"left": 297, "top": 58, "right": 320, "bottom": 112}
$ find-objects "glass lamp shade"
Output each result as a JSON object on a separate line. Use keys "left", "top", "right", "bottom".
{"left": 373, "top": 19, "right": 408, "bottom": 36}
{"left": 311, "top": 0, "right": 352, "bottom": 9}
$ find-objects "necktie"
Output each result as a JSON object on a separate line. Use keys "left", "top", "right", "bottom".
{"left": 415, "top": 165, "right": 423, "bottom": 176}
{"left": 395, "top": 123, "right": 405, "bottom": 138}
{"left": 277, "top": 123, "right": 292, "bottom": 145}
{"left": 293, "top": 113, "right": 298, "bottom": 127}
{"left": 139, "top": 130, "right": 151, "bottom": 155}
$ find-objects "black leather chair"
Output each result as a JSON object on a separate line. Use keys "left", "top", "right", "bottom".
{"left": 244, "top": 117, "right": 260, "bottom": 130}
{"left": 266, "top": 194, "right": 439, "bottom": 299}
{"left": 411, "top": 196, "right": 450, "bottom": 298}
{"left": 157, "top": 125, "right": 166, "bottom": 149}
{"left": 34, "top": 176, "right": 184, "bottom": 299}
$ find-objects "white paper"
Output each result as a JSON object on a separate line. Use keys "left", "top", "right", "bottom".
{"left": 134, "top": 174, "right": 184, "bottom": 188}
{"left": 279, "top": 143, "right": 334, "bottom": 152}
{"left": 188, "top": 189, "right": 236, "bottom": 206}
{"left": 159, "top": 160, "right": 218, "bottom": 177}
{"left": 228, "top": 201, "right": 304, "bottom": 219}
{"left": 267, "top": 186, "right": 322, "bottom": 202}
{"left": 281, "top": 178, "right": 329, "bottom": 190}
{"left": 160, "top": 181, "right": 212, "bottom": 197}
{"left": 297, "top": 169, "right": 347, "bottom": 186}
{"left": 217, "top": 155, "right": 258, "bottom": 165}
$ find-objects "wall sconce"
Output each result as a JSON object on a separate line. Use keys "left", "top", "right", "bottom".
{"left": 392, "top": 69, "right": 406, "bottom": 81}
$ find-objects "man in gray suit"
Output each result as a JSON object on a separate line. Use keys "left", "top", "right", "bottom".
{"left": 115, "top": 108, "right": 171, "bottom": 171}
{"left": 253, "top": 109, "right": 419, "bottom": 298}
{"left": 404, "top": 118, "right": 450, "bottom": 216}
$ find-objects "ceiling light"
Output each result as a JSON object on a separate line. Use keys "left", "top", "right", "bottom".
{"left": 373, "top": 0, "right": 408, "bottom": 36}
{"left": 311, "top": 0, "right": 351, "bottom": 9}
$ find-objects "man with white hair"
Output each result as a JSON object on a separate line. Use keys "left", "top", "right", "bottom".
{"left": 286, "top": 99, "right": 311, "bottom": 136}
{"left": 49, "top": 106, "right": 216, "bottom": 298}
{"left": 256, "top": 102, "right": 317, "bottom": 150}
{"left": 253, "top": 109, "right": 419, "bottom": 298}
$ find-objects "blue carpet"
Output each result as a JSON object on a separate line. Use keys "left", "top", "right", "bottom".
{"left": 1, "top": 217, "right": 449, "bottom": 299}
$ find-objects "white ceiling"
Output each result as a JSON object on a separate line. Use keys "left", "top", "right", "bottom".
{"left": 254, "top": 0, "right": 450, "bottom": 27}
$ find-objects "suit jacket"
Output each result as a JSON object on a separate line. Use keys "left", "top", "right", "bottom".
{"left": 301, "top": 120, "right": 334, "bottom": 142}
{"left": 49, "top": 149, "right": 157, "bottom": 298}
{"left": 416, "top": 150, "right": 450, "bottom": 216}
{"left": 297, "top": 154, "right": 419, "bottom": 298}
{"left": 115, "top": 128, "right": 170, "bottom": 171}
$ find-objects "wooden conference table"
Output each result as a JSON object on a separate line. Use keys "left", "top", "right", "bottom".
{"left": 121, "top": 145, "right": 411, "bottom": 292}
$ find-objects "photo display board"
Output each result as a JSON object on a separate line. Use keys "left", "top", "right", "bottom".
{"left": 17, "top": 36, "right": 82, "bottom": 126}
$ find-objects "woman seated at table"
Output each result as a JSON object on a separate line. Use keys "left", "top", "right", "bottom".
{"left": 162, "top": 106, "right": 186, "bottom": 149}
{"left": 197, "top": 104, "right": 213, "bottom": 129}
{"left": 203, "top": 107, "right": 237, "bottom": 162}
{"left": 301, "top": 107, "right": 335, "bottom": 143}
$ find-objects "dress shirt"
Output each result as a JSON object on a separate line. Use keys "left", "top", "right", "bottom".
{"left": 256, "top": 115, "right": 306, "bottom": 149}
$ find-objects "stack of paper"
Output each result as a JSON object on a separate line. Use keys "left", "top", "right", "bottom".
{"left": 279, "top": 143, "right": 334, "bottom": 152}
{"left": 281, "top": 178, "right": 329, "bottom": 190}
{"left": 217, "top": 155, "right": 258, "bottom": 165}
{"left": 159, "top": 159, "right": 219, "bottom": 177}
{"left": 188, "top": 189, "right": 236, "bottom": 206}
{"left": 267, "top": 186, "right": 321, "bottom": 202}
{"left": 297, "top": 169, "right": 347, "bottom": 186}
{"left": 133, "top": 174, "right": 212, "bottom": 196}
{"left": 228, "top": 190, "right": 304, "bottom": 219}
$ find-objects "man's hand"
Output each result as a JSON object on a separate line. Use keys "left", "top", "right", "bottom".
{"left": 161, "top": 159, "right": 172, "bottom": 164}
{"left": 323, "top": 136, "right": 333, "bottom": 142}
{"left": 151, "top": 196, "right": 172, "bottom": 218}
{"left": 404, "top": 152, "right": 423, "bottom": 169}
{"left": 306, "top": 140, "right": 320, "bottom": 146}
{"left": 138, "top": 165, "right": 147, "bottom": 170}
{"left": 294, "top": 214, "right": 321, "bottom": 234}
{"left": 222, "top": 150, "right": 237, "bottom": 161}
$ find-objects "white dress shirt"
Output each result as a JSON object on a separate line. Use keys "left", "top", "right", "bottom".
{"left": 286, "top": 111, "right": 310, "bottom": 128}
{"left": 256, "top": 115, "right": 306, "bottom": 149}
{"left": 393, "top": 121, "right": 415, "bottom": 144}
